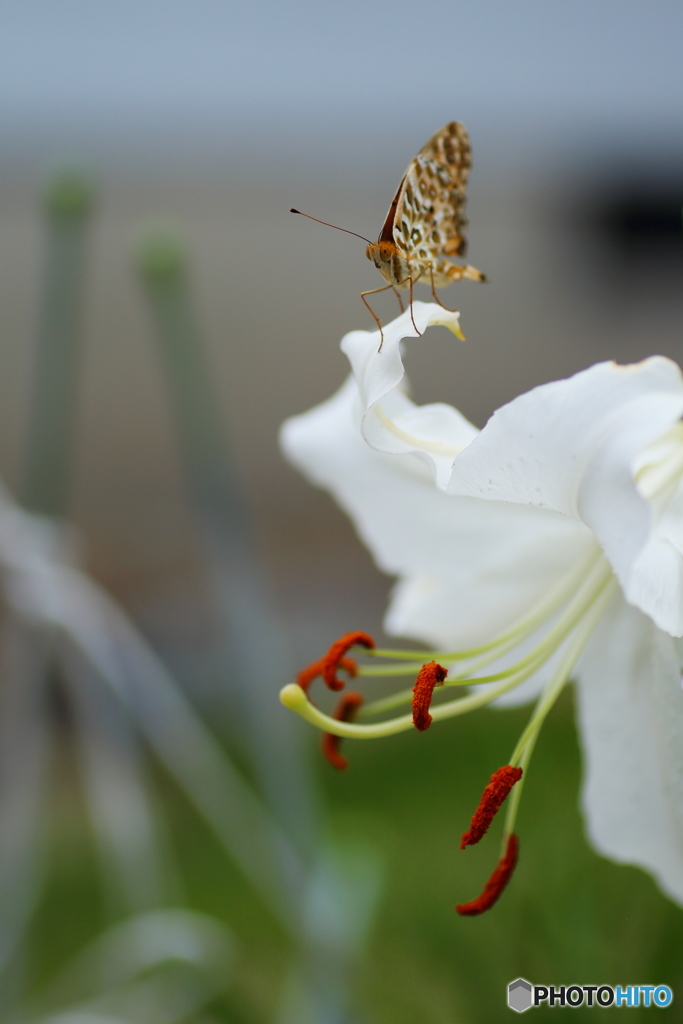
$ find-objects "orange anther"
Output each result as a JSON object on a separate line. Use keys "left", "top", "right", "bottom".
{"left": 321, "top": 631, "right": 375, "bottom": 691}
{"left": 297, "top": 655, "right": 357, "bottom": 693}
{"left": 411, "top": 661, "right": 448, "bottom": 730}
{"left": 455, "top": 834, "right": 519, "bottom": 916}
{"left": 460, "top": 766, "right": 523, "bottom": 849}
{"left": 322, "top": 691, "right": 364, "bottom": 770}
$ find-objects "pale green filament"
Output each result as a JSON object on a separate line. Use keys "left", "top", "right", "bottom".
{"left": 358, "top": 555, "right": 612, "bottom": 718}
{"left": 281, "top": 660, "right": 546, "bottom": 739}
{"left": 280, "top": 529, "right": 622, "bottom": 877}
{"left": 280, "top": 566, "right": 616, "bottom": 739}
{"left": 362, "top": 545, "right": 602, "bottom": 670}
{"left": 280, "top": 546, "right": 617, "bottom": 808}
{"left": 447, "top": 557, "right": 612, "bottom": 684}
{"left": 501, "top": 577, "right": 618, "bottom": 843}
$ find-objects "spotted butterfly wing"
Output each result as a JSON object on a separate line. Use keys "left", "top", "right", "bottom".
{"left": 375, "top": 121, "right": 485, "bottom": 288}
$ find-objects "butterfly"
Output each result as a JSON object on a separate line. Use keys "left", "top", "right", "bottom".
{"left": 292, "top": 121, "right": 486, "bottom": 349}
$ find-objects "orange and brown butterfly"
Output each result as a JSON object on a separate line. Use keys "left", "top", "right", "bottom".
{"left": 292, "top": 121, "right": 486, "bottom": 348}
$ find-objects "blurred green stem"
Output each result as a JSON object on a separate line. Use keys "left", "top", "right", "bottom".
{"left": 137, "top": 230, "right": 319, "bottom": 860}
{"left": 136, "top": 232, "right": 241, "bottom": 520}
{"left": 21, "top": 171, "right": 94, "bottom": 517}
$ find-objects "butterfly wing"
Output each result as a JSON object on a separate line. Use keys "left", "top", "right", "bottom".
{"left": 387, "top": 122, "right": 473, "bottom": 268}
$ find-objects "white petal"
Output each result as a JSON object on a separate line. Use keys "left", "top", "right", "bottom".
{"left": 576, "top": 593, "right": 683, "bottom": 905}
{"left": 281, "top": 376, "right": 594, "bottom": 655}
{"left": 340, "top": 302, "right": 474, "bottom": 485}
{"left": 449, "top": 357, "right": 683, "bottom": 609}
{"left": 624, "top": 474, "right": 683, "bottom": 636}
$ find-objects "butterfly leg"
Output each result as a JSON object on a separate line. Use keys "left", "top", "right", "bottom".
{"left": 429, "top": 267, "right": 458, "bottom": 312}
{"left": 408, "top": 277, "right": 422, "bottom": 337}
{"left": 361, "top": 283, "right": 395, "bottom": 351}
{"left": 392, "top": 287, "right": 405, "bottom": 313}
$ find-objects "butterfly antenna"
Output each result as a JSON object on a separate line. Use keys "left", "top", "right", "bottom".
{"left": 290, "top": 208, "right": 372, "bottom": 245}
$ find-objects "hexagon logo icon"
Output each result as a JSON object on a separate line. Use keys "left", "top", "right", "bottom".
{"left": 508, "top": 978, "right": 533, "bottom": 1012}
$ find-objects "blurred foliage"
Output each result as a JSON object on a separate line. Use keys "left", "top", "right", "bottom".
{"left": 23, "top": 687, "right": 682, "bottom": 1022}
{"left": 137, "top": 229, "right": 187, "bottom": 283}
{"left": 43, "top": 169, "right": 95, "bottom": 221}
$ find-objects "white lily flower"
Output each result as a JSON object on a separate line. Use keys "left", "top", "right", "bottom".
{"left": 279, "top": 303, "right": 683, "bottom": 914}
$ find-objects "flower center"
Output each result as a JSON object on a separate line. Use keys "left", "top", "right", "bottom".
{"left": 283, "top": 547, "right": 614, "bottom": 737}
{"left": 281, "top": 546, "right": 618, "bottom": 913}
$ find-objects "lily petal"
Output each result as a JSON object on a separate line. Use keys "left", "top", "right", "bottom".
{"left": 625, "top": 476, "right": 683, "bottom": 636}
{"left": 340, "top": 302, "right": 473, "bottom": 487}
{"left": 281, "top": 377, "right": 594, "bottom": 660}
{"left": 448, "top": 358, "right": 683, "bottom": 631}
{"left": 576, "top": 593, "right": 683, "bottom": 904}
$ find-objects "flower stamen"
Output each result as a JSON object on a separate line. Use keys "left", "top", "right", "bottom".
{"left": 412, "top": 661, "right": 448, "bottom": 730}
{"left": 323, "top": 632, "right": 375, "bottom": 690}
{"left": 322, "top": 691, "right": 364, "bottom": 770}
{"left": 460, "top": 766, "right": 523, "bottom": 848}
{"left": 296, "top": 631, "right": 375, "bottom": 692}
{"left": 455, "top": 833, "right": 519, "bottom": 916}
{"left": 297, "top": 654, "right": 358, "bottom": 693}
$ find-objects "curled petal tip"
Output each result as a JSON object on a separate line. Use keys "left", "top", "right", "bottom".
{"left": 436, "top": 311, "right": 465, "bottom": 340}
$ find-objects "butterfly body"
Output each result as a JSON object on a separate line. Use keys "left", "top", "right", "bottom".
{"left": 365, "top": 240, "right": 483, "bottom": 290}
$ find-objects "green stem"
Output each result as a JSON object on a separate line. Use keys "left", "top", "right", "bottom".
{"left": 21, "top": 171, "right": 95, "bottom": 516}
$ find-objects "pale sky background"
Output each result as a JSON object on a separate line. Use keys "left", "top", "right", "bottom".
{"left": 0, "top": 0, "right": 682, "bottom": 175}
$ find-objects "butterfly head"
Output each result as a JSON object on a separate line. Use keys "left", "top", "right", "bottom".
{"left": 366, "top": 240, "right": 406, "bottom": 286}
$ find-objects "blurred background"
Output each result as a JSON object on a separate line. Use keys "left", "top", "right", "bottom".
{"left": 0, "top": 2, "right": 682, "bottom": 1022}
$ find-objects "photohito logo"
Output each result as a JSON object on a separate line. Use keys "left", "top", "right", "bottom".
{"left": 507, "top": 979, "right": 673, "bottom": 1012}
